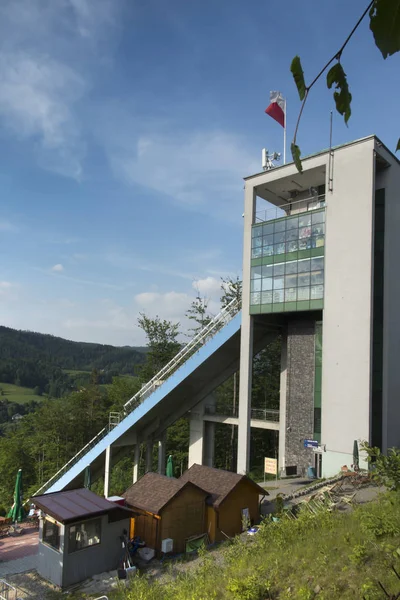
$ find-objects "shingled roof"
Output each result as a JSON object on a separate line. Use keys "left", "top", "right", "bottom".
{"left": 122, "top": 472, "right": 207, "bottom": 515}
{"left": 179, "top": 464, "right": 268, "bottom": 508}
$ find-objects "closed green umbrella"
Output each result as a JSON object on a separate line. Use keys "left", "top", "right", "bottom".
{"left": 7, "top": 469, "right": 24, "bottom": 523}
{"left": 353, "top": 440, "right": 359, "bottom": 470}
{"left": 166, "top": 455, "right": 175, "bottom": 478}
{"left": 84, "top": 465, "right": 92, "bottom": 490}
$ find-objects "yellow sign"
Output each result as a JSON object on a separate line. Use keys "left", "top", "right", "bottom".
{"left": 264, "top": 457, "right": 277, "bottom": 475}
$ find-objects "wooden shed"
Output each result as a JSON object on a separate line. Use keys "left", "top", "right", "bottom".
{"left": 180, "top": 464, "right": 268, "bottom": 543}
{"left": 122, "top": 473, "right": 209, "bottom": 555}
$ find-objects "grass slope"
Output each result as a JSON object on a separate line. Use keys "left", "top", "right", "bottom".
{"left": 110, "top": 492, "right": 400, "bottom": 600}
{"left": 0, "top": 382, "right": 44, "bottom": 404}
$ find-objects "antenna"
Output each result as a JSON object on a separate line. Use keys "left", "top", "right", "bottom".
{"left": 262, "top": 148, "right": 281, "bottom": 171}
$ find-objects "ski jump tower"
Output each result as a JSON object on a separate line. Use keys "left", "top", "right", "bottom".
{"left": 35, "top": 135, "right": 400, "bottom": 496}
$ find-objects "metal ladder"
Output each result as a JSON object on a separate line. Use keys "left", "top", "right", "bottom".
{"left": 34, "top": 297, "right": 241, "bottom": 496}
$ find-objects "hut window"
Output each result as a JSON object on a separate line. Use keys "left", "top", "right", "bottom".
{"left": 43, "top": 519, "right": 60, "bottom": 550}
{"left": 68, "top": 518, "right": 101, "bottom": 553}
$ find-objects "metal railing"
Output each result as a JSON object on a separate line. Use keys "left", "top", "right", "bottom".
{"left": 255, "top": 194, "right": 325, "bottom": 224}
{"left": 204, "top": 406, "right": 279, "bottom": 422}
{"left": 33, "top": 297, "right": 241, "bottom": 497}
{"left": 123, "top": 297, "right": 241, "bottom": 412}
{"left": 251, "top": 408, "right": 280, "bottom": 422}
{"left": 204, "top": 404, "right": 238, "bottom": 418}
{"left": 0, "top": 580, "right": 18, "bottom": 600}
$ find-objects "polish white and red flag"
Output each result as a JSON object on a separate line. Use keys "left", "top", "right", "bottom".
{"left": 265, "top": 91, "right": 286, "bottom": 128}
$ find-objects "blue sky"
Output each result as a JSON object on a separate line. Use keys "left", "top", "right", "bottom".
{"left": 0, "top": 0, "right": 398, "bottom": 345}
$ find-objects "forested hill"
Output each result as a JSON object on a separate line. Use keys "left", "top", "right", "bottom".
{"left": 0, "top": 326, "right": 146, "bottom": 392}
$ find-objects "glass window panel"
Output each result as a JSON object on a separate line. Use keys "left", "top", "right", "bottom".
{"left": 299, "top": 214, "right": 312, "bottom": 227}
{"left": 262, "top": 233, "right": 274, "bottom": 247}
{"left": 261, "top": 291, "right": 272, "bottom": 304}
{"left": 311, "top": 257, "right": 324, "bottom": 271}
{"left": 285, "top": 261, "right": 298, "bottom": 275}
{"left": 312, "top": 223, "right": 325, "bottom": 236}
{"left": 311, "top": 270, "right": 324, "bottom": 285}
{"left": 298, "top": 239, "right": 308, "bottom": 250}
{"left": 273, "top": 231, "right": 285, "bottom": 244}
{"left": 286, "top": 216, "right": 299, "bottom": 230}
{"left": 262, "top": 245, "right": 274, "bottom": 256}
{"left": 273, "top": 289, "right": 284, "bottom": 303}
{"left": 252, "top": 247, "right": 262, "bottom": 259}
{"left": 298, "top": 259, "right": 311, "bottom": 273}
{"left": 298, "top": 273, "right": 311, "bottom": 287}
{"left": 312, "top": 211, "right": 325, "bottom": 225}
{"left": 251, "top": 265, "right": 262, "bottom": 279}
{"left": 262, "top": 264, "right": 273, "bottom": 278}
{"left": 273, "top": 276, "right": 284, "bottom": 290}
{"left": 274, "top": 243, "right": 285, "bottom": 255}
{"left": 68, "top": 518, "right": 101, "bottom": 554}
{"left": 274, "top": 220, "right": 286, "bottom": 233}
{"left": 262, "top": 223, "right": 274, "bottom": 235}
{"left": 251, "top": 279, "right": 261, "bottom": 292}
{"left": 262, "top": 277, "right": 272, "bottom": 291}
{"left": 43, "top": 520, "right": 60, "bottom": 550}
{"left": 252, "top": 226, "right": 263, "bottom": 238}
{"left": 299, "top": 226, "right": 312, "bottom": 239}
{"left": 297, "top": 287, "right": 310, "bottom": 301}
{"left": 262, "top": 277, "right": 272, "bottom": 292}
{"left": 285, "top": 229, "right": 298, "bottom": 242}
{"left": 250, "top": 292, "right": 261, "bottom": 305}
{"left": 311, "top": 285, "right": 324, "bottom": 300}
{"left": 253, "top": 236, "right": 263, "bottom": 248}
{"left": 285, "top": 274, "right": 297, "bottom": 288}
{"left": 285, "top": 288, "right": 297, "bottom": 302}
{"left": 286, "top": 240, "right": 298, "bottom": 253}
{"left": 273, "top": 263, "right": 285, "bottom": 276}
{"left": 262, "top": 277, "right": 273, "bottom": 291}
{"left": 314, "top": 235, "right": 325, "bottom": 248}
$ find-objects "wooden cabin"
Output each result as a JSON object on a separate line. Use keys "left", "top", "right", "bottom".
{"left": 122, "top": 473, "right": 208, "bottom": 555}
{"left": 180, "top": 464, "right": 268, "bottom": 543}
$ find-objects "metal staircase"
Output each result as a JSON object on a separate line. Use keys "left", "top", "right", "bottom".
{"left": 34, "top": 298, "right": 241, "bottom": 496}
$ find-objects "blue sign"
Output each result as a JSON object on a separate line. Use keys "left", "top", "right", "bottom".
{"left": 304, "top": 439, "right": 319, "bottom": 448}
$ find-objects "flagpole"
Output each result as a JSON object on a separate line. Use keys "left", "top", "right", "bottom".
{"left": 283, "top": 98, "right": 287, "bottom": 165}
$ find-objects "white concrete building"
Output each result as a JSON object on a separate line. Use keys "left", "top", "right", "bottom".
{"left": 237, "top": 135, "right": 400, "bottom": 478}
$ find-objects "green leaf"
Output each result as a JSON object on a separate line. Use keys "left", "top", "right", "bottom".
{"left": 396, "top": 138, "right": 400, "bottom": 152}
{"left": 327, "top": 62, "right": 352, "bottom": 124}
{"left": 370, "top": 0, "right": 400, "bottom": 59}
{"left": 291, "top": 143, "right": 303, "bottom": 173}
{"left": 290, "top": 56, "right": 306, "bottom": 100}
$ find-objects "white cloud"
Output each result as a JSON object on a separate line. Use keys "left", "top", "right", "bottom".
{"left": 0, "top": 219, "right": 18, "bottom": 232}
{"left": 0, "top": 52, "right": 85, "bottom": 179}
{"left": 51, "top": 263, "right": 64, "bottom": 272}
{"left": 193, "top": 276, "right": 221, "bottom": 299}
{"left": 134, "top": 291, "right": 191, "bottom": 321}
{"left": 0, "top": 281, "right": 18, "bottom": 300}
{"left": 98, "top": 116, "right": 259, "bottom": 218}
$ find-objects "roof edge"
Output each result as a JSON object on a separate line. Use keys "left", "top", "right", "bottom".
{"left": 243, "top": 134, "right": 394, "bottom": 181}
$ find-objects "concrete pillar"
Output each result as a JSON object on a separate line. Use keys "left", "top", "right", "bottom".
{"left": 145, "top": 438, "right": 153, "bottom": 473}
{"left": 188, "top": 407, "right": 204, "bottom": 468}
{"left": 278, "top": 329, "right": 288, "bottom": 476}
{"left": 133, "top": 443, "right": 140, "bottom": 484}
{"left": 104, "top": 445, "right": 111, "bottom": 498}
{"left": 237, "top": 184, "right": 256, "bottom": 474}
{"left": 157, "top": 431, "right": 167, "bottom": 475}
{"left": 203, "top": 421, "right": 215, "bottom": 467}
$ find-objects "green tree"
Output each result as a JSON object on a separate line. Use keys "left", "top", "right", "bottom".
{"left": 137, "top": 314, "right": 181, "bottom": 382}
{"left": 290, "top": 0, "right": 400, "bottom": 171}
{"left": 107, "top": 376, "right": 142, "bottom": 414}
{"left": 186, "top": 288, "right": 213, "bottom": 335}
{"left": 220, "top": 276, "right": 242, "bottom": 308}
